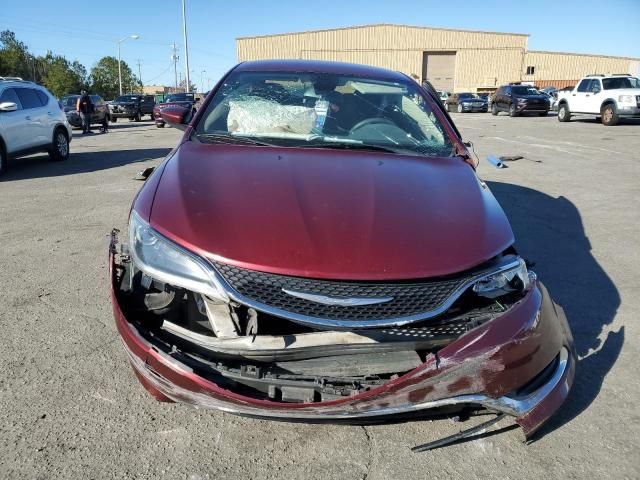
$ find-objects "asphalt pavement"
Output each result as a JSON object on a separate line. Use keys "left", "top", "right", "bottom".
{"left": 1, "top": 114, "right": 638, "bottom": 479}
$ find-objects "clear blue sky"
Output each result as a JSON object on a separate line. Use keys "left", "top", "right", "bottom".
{"left": 2, "top": 0, "right": 639, "bottom": 91}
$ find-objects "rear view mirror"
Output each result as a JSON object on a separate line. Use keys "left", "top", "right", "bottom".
{"left": 0, "top": 101, "right": 17, "bottom": 112}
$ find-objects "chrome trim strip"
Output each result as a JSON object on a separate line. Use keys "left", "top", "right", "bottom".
{"left": 281, "top": 289, "right": 394, "bottom": 306}
{"left": 210, "top": 258, "right": 522, "bottom": 329}
{"left": 129, "top": 346, "right": 570, "bottom": 420}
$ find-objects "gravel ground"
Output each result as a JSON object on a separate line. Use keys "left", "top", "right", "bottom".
{"left": 1, "top": 114, "right": 638, "bottom": 479}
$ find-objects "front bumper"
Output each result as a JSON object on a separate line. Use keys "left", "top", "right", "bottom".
{"left": 516, "top": 103, "right": 549, "bottom": 113}
{"left": 109, "top": 109, "right": 137, "bottom": 119}
{"left": 110, "top": 241, "right": 575, "bottom": 438}
{"left": 617, "top": 104, "right": 640, "bottom": 117}
{"left": 460, "top": 103, "right": 488, "bottom": 112}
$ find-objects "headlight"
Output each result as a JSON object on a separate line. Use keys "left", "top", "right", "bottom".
{"left": 472, "top": 257, "right": 534, "bottom": 299}
{"left": 128, "top": 211, "right": 228, "bottom": 302}
{"left": 618, "top": 95, "right": 634, "bottom": 103}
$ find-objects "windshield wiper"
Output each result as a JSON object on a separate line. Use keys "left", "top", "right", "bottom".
{"left": 193, "top": 133, "right": 276, "bottom": 147}
{"left": 303, "top": 142, "right": 401, "bottom": 154}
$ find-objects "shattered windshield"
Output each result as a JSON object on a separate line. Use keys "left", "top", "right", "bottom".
{"left": 195, "top": 71, "right": 453, "bottom": 157}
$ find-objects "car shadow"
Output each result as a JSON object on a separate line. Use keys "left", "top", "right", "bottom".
{"left": 0, "top": 147, "right": 171, "bottom": 181}
{"left": 487, "top": 181, "right": 622, "bottom": 440}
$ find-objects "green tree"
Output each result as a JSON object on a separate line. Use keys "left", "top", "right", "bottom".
{"left": 0, "top": 30, "right": 33, "bottom": 79}
{"left": 90, "top": 56, "right": 141, "bottom": 99}
{"left": 40, "top": 53, "right": 84, "bottom": 97}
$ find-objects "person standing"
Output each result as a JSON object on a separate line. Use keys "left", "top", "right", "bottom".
{"left": 76, "top": 90, "right": 94, "bottom": 134}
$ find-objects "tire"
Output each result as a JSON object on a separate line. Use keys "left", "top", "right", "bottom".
{"left": 156, "top": 123, "right": 165, "bottom": 128}
{"left": 48, "top": 128, "right": 69, "bottom": 162}
{"left": 111, "top": 117, "right": 118, "bottom": 123}
{"left": 457, "top": 103, "right": 463, "bottom": 113}
{"left": 446, "top": 104, "right": 452, "bottom": 113}
{"left": 509, "top": 104, "right": 517, "bottom": 117}
{"left": 491, "top": 103, "right": 498, "bottom": 116}
{"left": 0, "top": 141, "right": 7, "bottom": 177}
{"left": 601, "top": 104, "right": 619, "bottom": 126}
{"left": 557, "top": 103, "right": 571, "bottom": 122}
{"left": 135, "top": 111, "right": 141, "bottom": 122}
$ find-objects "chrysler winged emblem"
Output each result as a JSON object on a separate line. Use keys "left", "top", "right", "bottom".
{"left": 282, "top": 289, "right": 394, "bottom": 306}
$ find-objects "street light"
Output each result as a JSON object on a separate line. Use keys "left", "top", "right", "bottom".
{"left": 117, "top": 35, "right": 140, "bottom": 96}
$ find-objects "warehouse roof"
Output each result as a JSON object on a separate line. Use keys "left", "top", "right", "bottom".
{"left": 237, "top": 23, "right": 530, "bottom": 40}
{"left": 528, "top": 50, "right": 640, "bottom": 61}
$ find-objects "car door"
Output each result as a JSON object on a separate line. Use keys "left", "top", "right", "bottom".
{"left": 91, "top": 95, "right": 105, "bottom": 123}
{"left": 583, "top": 79, "right": 603, "bottom": 113}
{"left": 15, "top": 87, "right": 49, "bottom": 147}
{"left": 0, "top": 87, "right": 29, "bottom": 153}
{"left": 572, "top": 79, "right": 592, "bottom": 112}
{"left": 497, "top": 87, "right": 510, "bottom": 110}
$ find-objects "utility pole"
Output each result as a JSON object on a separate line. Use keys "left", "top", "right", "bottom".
{"left": 178, "top": 71, "right": 182, "bottom": 92}
{"left": 136, "top": 59, "right": 142, "bottom": 90}
{"left": 171, "top": 43, "right": 179, "bottom": 91}
{"left": 181, "top": 0, "right": 191, "bottom": 93}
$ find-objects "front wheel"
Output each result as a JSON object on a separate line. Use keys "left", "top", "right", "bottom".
{"left": 509, "top": 104, "right": 517, "bottom": 117}
{"left": 134, "top": 111, "right": 141, "bottom": 122}
{"left": 601, "top": 104, "right": 619, "bottom": 126}
{"left": 557, "top": 104, "right": 571, "bottom": 122}
{"left": 111, "top": 117, "right": 118, "bottom": 123}
{"left": 48, "top": 128, "right": 69, "bottom": 162}
{"left": 457, "top": 103, "right": 463, "bottom": 113}
{"left": 491, "top": 104, "right": 498, "bottom": 116}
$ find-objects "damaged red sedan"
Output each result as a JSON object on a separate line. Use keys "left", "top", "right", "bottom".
{"left": 110, "top": 60, "right": 575, "bottom": 443}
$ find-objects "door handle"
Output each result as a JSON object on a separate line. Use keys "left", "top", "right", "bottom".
{"left": 572, "top": 94, "right": 576, "bottom": 96}
{"left": 586, "top": 94, "right": 590, "bottom": 97}
{"left": 47, "top": 111, "right": 54, "bottom": 115}
{"left": 25, "top": 116, "right": 31, "bottom": 120}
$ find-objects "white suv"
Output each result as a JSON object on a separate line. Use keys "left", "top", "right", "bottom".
{"left": 557, "top": 74, "right": 640, "bottom": 126}
{"left": 0, "top": 78, "right": 72, "bottom": 176}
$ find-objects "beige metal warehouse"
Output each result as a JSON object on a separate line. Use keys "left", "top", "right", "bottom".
{"left": 236, "top": 24, "right": 640, "bottom": 92}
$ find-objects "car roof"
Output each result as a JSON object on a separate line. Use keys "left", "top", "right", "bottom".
{"left": 234, "top": 59, "right": 409, "bottom": 83}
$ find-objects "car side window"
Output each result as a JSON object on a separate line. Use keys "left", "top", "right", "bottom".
{"left": 577, "top": 79, "right": 591, "bottom": 92}
{"left": 0, "top": 88, "right": 23, "bottom": 109}
{"left": 591, "top": 80, "right": 602, "bottom": 92}
{"left": 15, "top": 88, "right": 43, "bottom": 109}
{"left": 36, "top": 90, "right": 49, "bottom": 106}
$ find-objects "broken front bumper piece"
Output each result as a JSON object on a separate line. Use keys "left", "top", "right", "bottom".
{"left": 110, "top": 236, "right": 575, "bottom": 439}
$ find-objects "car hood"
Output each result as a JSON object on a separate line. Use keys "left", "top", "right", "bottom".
{"left": 460, "top": 98, "right": 485, "bottom": 103}
{"left": 146, "top": 142, "right": 514, "bottom": 280}
{"left": 515, "top": 95, "right": 547, "bottom": 100}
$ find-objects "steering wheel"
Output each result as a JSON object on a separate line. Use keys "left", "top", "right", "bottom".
{"left": 349, "top": 117, "right": 396, "bottom": 134}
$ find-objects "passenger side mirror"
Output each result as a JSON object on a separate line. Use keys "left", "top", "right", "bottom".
{"left": 592, "top": 86, "right": 601, "bottom": 94}
{"left": 0, "top": 101, "right": 18, "bottom": 112}
{"left": 160, "top": 105, "right": 191, "bottom": 131}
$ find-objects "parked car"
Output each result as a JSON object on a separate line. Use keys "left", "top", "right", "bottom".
{"left": 108, "top": 94, "right": 155, "bottom": 122}
{"left": 60, "top": 94, "right": 109, "bottom": 129}
{"left": 557, "top": 74, "right": 640, "bottom": 126}
{"left": 445, "top": 92, "right": 488, "bottom": 113}
{"left": 152, "top": 92, "right": 196, "bottom": 128}
{"left": 539, "top": 91, "right": 557, "bottom": 111}
{"left": 110, "top": 60, "right": 575, "bottom": 443}
{"left": 0, "top": 78, "right": 72, "bottom": 176}
{"left": 491, "top": 85, "right": 549, "bottom": 116}
{"left": 435, "top": 90, "right": 450, "bottom": 105}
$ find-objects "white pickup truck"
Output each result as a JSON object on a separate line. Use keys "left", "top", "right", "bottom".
{"left": 557, "top": 74, "right": 640, "bottom": 126}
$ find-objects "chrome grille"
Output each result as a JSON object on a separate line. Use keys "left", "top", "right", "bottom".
{"left": 212, "top": 261, "right": 472, "bottom": 322}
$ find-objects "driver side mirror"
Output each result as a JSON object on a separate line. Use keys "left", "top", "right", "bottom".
{"left": 160, "top": 105, "right": 191, "bottom": 131}
{"left": 0, "top": 101, "right": 18, "bottom": 112}
{"left": 591, "top": 86, "right": 601, "bottom": 94}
